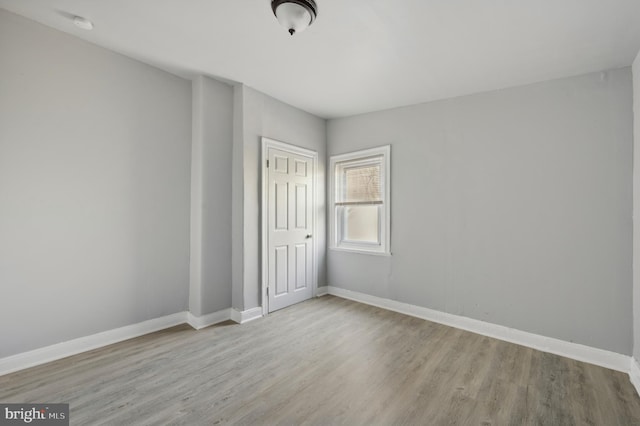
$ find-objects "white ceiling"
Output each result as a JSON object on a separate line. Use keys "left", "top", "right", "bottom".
{"left": 2, "top": 0, "right": 640, "bottom": 118}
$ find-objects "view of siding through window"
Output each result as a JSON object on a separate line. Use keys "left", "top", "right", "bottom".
{"left": 344, "top": 165, "right": 381, "bottom": 202}
{"left": 339, "top": 160, "right": 382, "bottom": 243}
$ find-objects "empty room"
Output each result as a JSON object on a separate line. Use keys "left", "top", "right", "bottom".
{"left": 2, "top": 0, "right": 640, "bottom": 424}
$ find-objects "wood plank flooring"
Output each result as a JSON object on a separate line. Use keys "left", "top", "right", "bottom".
{"left": 1, "top": 295, "right": 639, "bottom": 425}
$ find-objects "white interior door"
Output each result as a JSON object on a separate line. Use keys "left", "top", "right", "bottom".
{"left": 264, "top": 140, "right": 315, "bottom": 313}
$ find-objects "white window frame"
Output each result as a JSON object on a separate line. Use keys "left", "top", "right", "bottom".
{"left": 329, "top": 145, "right": 391, "bottom": 255}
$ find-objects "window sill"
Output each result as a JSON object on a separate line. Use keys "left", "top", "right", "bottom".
{"left": 329, "top": 247, "right": 392, "bottom": 257}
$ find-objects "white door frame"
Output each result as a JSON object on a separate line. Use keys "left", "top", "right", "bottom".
{"left": 261, "top": 137, "right": 319, "bottom": 316}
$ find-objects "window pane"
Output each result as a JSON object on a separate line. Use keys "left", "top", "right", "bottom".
{"left": 343, "top": 163, "right": 381, "bottom": 203}
{"left": 343, "top": 205, "right": 379, "bottom": 243}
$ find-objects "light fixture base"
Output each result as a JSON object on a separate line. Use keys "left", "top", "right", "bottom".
{"left": 73, "top": 16, "right": 94, "bottom": 30}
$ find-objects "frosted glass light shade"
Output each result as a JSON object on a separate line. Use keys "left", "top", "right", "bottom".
{"left": 271, "top": 0, "right": 317, "bottom": 35}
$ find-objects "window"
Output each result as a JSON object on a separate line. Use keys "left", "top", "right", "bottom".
{"left": 329, "top": 145, "right": 390, "bottom": 255}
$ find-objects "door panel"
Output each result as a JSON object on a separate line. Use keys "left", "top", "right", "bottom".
{"left": 274, "top": 155, "right": 289, "bottom": 173}
{"left": 275, "top": 183, "right": 289, "bottom": 230}
{"left": 295, "top": 244, "right": 307, "bottom": 290}
{"left": 267, "top": 146, "right": 314, "bottom": 312}
{"left": 295, "top": 160, "right": 307, "bottom": 177}
{"left": 295, "top": 184, "right": 307, "bottom": 229}
{"left": 275, "top": 246, "right": 288, "bottom": 296}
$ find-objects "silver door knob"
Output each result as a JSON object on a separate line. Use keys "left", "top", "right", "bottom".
{"left": 305, "top": 234, "right": 312, "bottom": 239}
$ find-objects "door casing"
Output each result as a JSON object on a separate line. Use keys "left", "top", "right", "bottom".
{"left": 261, "top": 137, "right": 319, "bottom": 315}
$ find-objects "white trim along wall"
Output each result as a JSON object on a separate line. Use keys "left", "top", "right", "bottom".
{"left": 324, "top": 286, "right": 629, "bottom": 371}
{"left": 320, "top": 286, "right": 640, "bottom": 396}
{"left": 0, "top": 308, "right": 263, "bottom": 376}
{"left": 3, "top": 288, "right": 640, "bottom": 399}
{"left": 631, "top": 358, "right": 640, "bottom": 395}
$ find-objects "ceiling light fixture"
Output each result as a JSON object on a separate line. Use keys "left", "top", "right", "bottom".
{"left": 271, "top": 0, "right": 317, "bottom": 36}
{"left": 73, "top": 16, "right": 94, "bottom": 30}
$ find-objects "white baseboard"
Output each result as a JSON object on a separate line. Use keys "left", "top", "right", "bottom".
{"left": 630, "top": 358, "right": 640, "bottom": 396}
{"left": 316, "top": 286, "right": 329, "bottom": 297}
{"left": 231, "top": 307, "right": 263, "bottom": 324}
{"left": 0, "top": 312, "right": 187, "bottom": 377}
{"left": 0, "top": 306, "right": 245, "bottom": 376}
{"left": 327, "top": 286, "right": 630, "bottom": 373}
{"left": 1, "top": 292, "right": 634, "bottom": 386}
{"left": 186, "top": 308, "right": 232, "bottom": 330}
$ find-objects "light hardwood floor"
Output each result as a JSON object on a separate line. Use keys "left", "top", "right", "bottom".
{"left": 1, "top": 295, "right": 639, "bottom": 425}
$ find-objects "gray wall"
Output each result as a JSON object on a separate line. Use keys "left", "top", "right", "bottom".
{"left": 190, "top": 76, "right": 233, "bottom": 316}
{"left": 327, "top": 69, "right": 633, "bottom": 355}
{"left": 634, "top": 52, "right": 640, "bottom": 361}
{"left": 0, "top": 10, "right": 192, "bottom": 357}
{"left": 233, "top": 85, "right": 327, "bottom": 311}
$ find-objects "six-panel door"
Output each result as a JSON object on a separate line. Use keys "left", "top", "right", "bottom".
{"left": 267, "top": 147, "right": 314, "bottom": 312}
